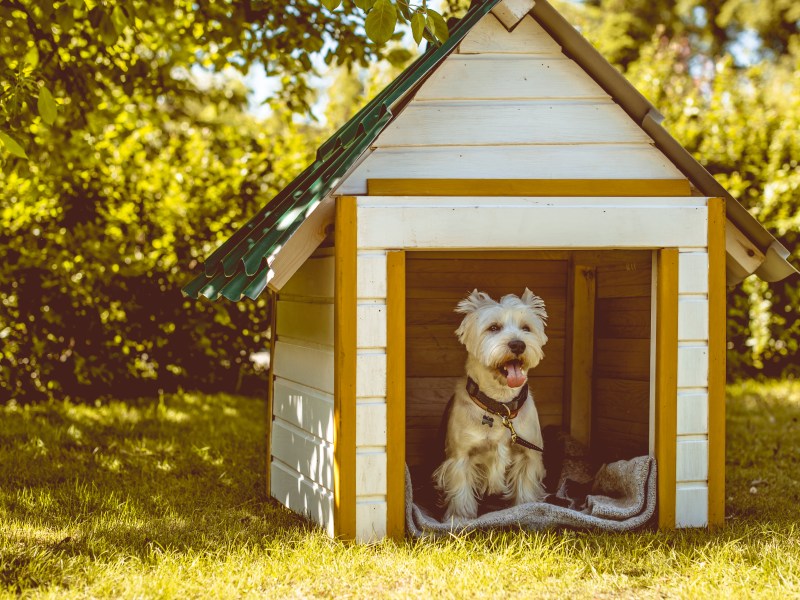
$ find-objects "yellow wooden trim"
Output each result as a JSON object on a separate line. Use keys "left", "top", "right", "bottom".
{"left": 708, "top": 197, "right": 727, "bottom": 528}
{"left": 406, "top": 250, "right": 655, "bottom": 265}
{"left": 566, "top": 263, "right": 596, "bottom": 447}
{"left": 367, "top": 178, "right": 693, "bottom": 197}
{"left": 655, "top": 248, "right": 679, "bottom": 530}
{"left": 334, "top": 196, "right": 357, "bottom": 539}
{"left": 408, "top": 250, "right": 571, "bottom": 261}
{"left": 386, "top": 251, "right": 406, "bottom": 540}
{"left": 265, "top": 290, "right": 278, "bottom": 498}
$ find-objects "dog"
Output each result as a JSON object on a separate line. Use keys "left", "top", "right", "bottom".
{"left": 433, "top": 288, "right": 549, "bottom": 522}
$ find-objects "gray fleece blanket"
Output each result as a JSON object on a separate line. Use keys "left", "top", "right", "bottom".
{"left": 405, "top": 456, "right": 657, "bottom": 537}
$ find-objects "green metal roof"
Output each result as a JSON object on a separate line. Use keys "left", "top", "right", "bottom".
{"left": 182, "top": 0, "right": 502, "bottom": 302}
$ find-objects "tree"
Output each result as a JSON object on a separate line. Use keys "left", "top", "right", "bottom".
{"left": 0, "top": 0, "right": 384, "bottom": 158}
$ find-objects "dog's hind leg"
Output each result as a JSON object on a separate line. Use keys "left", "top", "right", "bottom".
{"left": 433, "top": 456, "right": 480, "bottom": 521}
{"left": 505, "top": 451, "right": 546, "bottom": 505}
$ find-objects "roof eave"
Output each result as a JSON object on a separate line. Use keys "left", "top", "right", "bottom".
{"left": 531, "top": 0, "right": 797, "bottom": 284}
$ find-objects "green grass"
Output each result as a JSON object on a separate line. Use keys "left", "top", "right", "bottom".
{"left": 2, "top": 381, "right": 799, "bottom": 599}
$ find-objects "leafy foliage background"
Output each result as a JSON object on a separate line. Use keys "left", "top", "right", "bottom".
{"left": 1, "top": 0, "right": 798, "bottom": 402}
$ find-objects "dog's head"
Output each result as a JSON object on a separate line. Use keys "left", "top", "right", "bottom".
{"left": 455, "top": 289, "right": 548, "bottom": 388}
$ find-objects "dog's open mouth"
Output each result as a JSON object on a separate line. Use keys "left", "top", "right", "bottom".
{"left": 498, "top": 359, "right": 527, "bottom": 388}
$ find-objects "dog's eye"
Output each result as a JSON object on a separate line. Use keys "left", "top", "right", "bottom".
{"left": 487, "top": 323, "right": 501, "bottom": 332}
{"left": 521, "top": 325, "right": 531, "bottom": 332}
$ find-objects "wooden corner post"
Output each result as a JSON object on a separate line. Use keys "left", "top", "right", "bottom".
{"left": 708, "top": 197, "right": 727, "bottom": 528}
{"left": 655, "top": 249, "right": 679, "bottom": 529}
{"left": 386, "top": 251, "right": 406, "bottom": 540}
{"left": 334, "top": 196, "right": 357, "bottom": 539}
{"left": 265, "top": 290, "right": 278, "bottom": 498}
{"left": 565, "top": 261, "right": 597, "bottom": 447}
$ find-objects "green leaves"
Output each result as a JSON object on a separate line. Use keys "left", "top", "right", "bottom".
{"left": 0, "top": 131, "right": 27, "bottom": 159}
{"left": 411, "top": 11, "right": 425, "bottom": 45}
{"left": 360, "top": 2, "right": 449, "bottom": 47}
{"left": 37, "top": 87, "right": 58, "bottom": 126}
{"left": 365, "top": 0, "right": 397, "bottom": 45}
{"left": 427, "top": 9, "right": 449, "bottom": 43}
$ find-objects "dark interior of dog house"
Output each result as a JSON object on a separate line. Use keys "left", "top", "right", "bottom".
{"left": 404, "top": 250, "right": 653, "bottom": 488}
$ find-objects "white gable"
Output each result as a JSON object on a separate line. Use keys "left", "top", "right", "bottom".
{"left": 335, "top": 13, "right": 686, "bottom": 196}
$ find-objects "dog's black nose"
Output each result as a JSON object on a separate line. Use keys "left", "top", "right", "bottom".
{"left": 508, "top": 340, "right": 526, "bottom": 355}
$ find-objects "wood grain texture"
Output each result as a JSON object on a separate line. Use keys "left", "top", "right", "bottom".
{"left": 279, "top": 256, "right": 335, "bottom": 300}
{"left": 386, "top": 251, "right": 406, "bottom": 540}
{"left": 566, "top": 264, "right": 596, "bottom": 447}
{"left": 269, "top": 196, "right": 335, "bottom": 292}
{"left": 273, "top": 341, "right": 334, "bottom": 395}
{"left": 356, "top": 402, "right": 387, "bottom": 447}
{"left": 271, "top": 418, "right": 334, "bottom": 490}
{"left": 271, "top": 460, "right": 334, "bottom": 537}
{"left": 273, "top": 378, "right": 335, "bottom": 443}
{"left": 490, "top": 0, "right": 536, "bottom": 30}
{"left": 356, "top": 203, "right": 707, "bottom": 249}
{"left": 676, "top": 439, "right": 709, "bottom": 482}
{"left": 266, "top": 291, "right": 278, "bottom": 498}
{"left": 415, "top": 56, "right": 609, "bottom": 100}
{"left": 341, "top": 147, "right": 687, "bottom": 195}
{"left": 595, "top": 297, "right": 651, "bottom": 339}
{"left": 656, "top": 249, "right": 679, "bottom": 530}
{"left": 334, "top": 196, "right": 357, "bottom": 539}
{"left": 366, "top": 179, "right": 693, "bottom": 197}
{"left": 678, "top": 252, "right": 709, "bottom": 294}
{"left": 676, "top": 484, "right": 709, "bottom": 528}
{"left": 375, "top": 102, "right": 652, "bottom": 147}
{"left": 276, "top": 300, "right": 334, "bottom": 348}
{"left": 708, "top": 197, "right": 727, "bottom": 528}
{"left": 458, "top": 13, "right": 561, "bottom": 54}
{"left": 357, "top": 252, "right": 387, "bottom": 300}
{"left": 596, "top": 262, "right": 652, "bottom": 299}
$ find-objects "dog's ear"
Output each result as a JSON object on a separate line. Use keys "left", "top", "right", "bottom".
{"left": 521, "top": 288, "right": 548, "bottom": 323}
{"left": 455, "top": 289, "right": 493, "bottom": 315}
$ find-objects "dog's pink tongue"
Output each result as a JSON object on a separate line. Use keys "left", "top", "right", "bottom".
{"left": 504, "top": 361, "right": 527, "bottom": 387}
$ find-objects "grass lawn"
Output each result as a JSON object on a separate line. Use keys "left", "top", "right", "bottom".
{"left": 1, "top": 381, "right": 799, "bottom": 599}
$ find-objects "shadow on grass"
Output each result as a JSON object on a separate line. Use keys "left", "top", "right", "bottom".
{"left": 0, "top": 392, "right": 314, "bottom": 581}
{"left": 1, "top": 381, "right": 799, "bottom": 595}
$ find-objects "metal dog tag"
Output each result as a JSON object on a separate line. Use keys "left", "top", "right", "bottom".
{"left": 482, "top": 415, "right": 494, "bottom": 427}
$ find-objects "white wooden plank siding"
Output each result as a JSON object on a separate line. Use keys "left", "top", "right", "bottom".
{"left": 679, "top": 252, "right": 710, "bottom": 294}
{"left": 415, "top": 56, "right": 610, "bottom": 101}
{"left": 375, "top": 102, "right": 652, "bottom": 147}
{"left": 338, "top": 146, "right": 684, "bottom": 195}
{"left": 675, "top": 245, "right": 711, "bottom": 527}
{"left": 357, "top": 303, "right": 387, "bottom": 349}
{"left": 678, "top": 298, "right": 709, "bottom": 342}
{"left": 273, "top": 378, "right": 334, "bottom": 442}
{"left": 278, "top": 256, "right": 334, "bottom": 299}
{"left": 356, "top": 402, "right": 388, "bottom": 447}
{"left": 356, "top": 501, "right": 388, "bottom": 543}
{"left": 675, "top": 484, "right": 709, "bottom": 528}
{"left": 357, "top": 253, "right": 387, "bottom": 299}
{"left": 677, "top": 392, "right": 709, "bottom": 436}
{"left": 355, "top": 250, "right": 389, "bottom": 542}
{"left": 458, "top": 14, "right": 562, "bottom": 55}
{"left": 271, "top": 419, "right": 334, "bottom": 490}
{"left": 272, "top": 255, "right": 335, "bottom": 533}
{"left": 273, "top": 341, "right": 334, "bottom": 395}
{"left": 271, "top": 460, "right": 334, "bottom": 537}
{"left": 276, "top": 301, "right": 334, "bottom": 347}
{"left": 356, "top": 198, "right": 708, "bottom": 250}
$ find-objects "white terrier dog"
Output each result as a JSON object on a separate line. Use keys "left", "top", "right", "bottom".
{"left": 433, "top": 288, "right": 548, "bottom": 521}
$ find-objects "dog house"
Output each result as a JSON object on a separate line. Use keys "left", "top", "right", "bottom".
{"left": 183, "top": 0, "right": 797, "bottom": 541}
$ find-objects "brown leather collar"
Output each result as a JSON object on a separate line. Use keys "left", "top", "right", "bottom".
{"left": 466, "top": 377, "right": 528, "bottom": 419}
